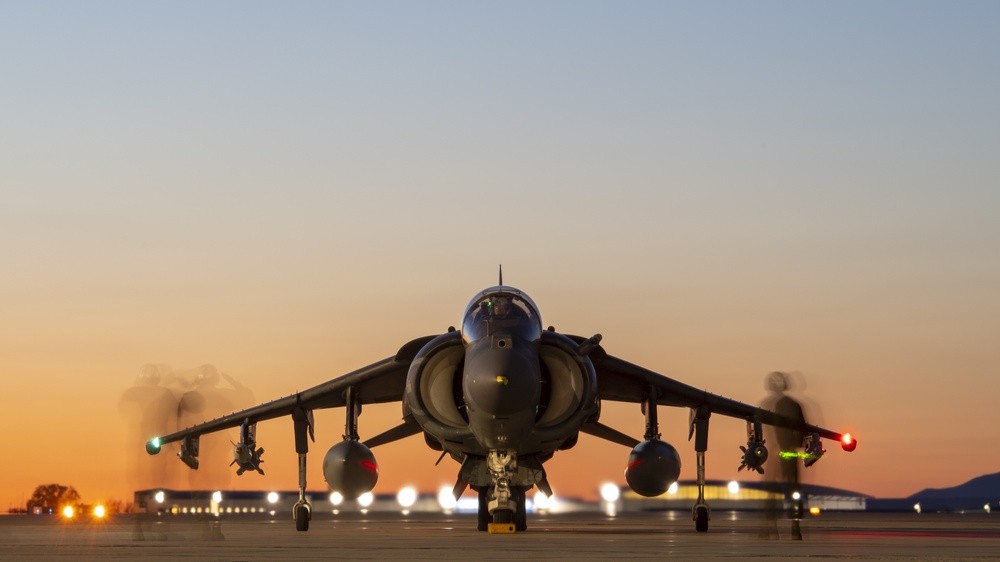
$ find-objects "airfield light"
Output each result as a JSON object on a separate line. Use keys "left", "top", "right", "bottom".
{"left": 358, "top": 492, "right": 374, "bottom": 508}
{"left": 267, "top": 492, "right": 279, "bottom": 504}
{"left": 155, "top": 491, "right": 165, "bottom": 503}
{"left": 667, "top": 482, "right": 679, "bottom": 495}
{"left": 397, "top": 486, "right": 418, "bottom": 509}
{"left": 329, "top": 492, "right": 343, "bottom": 506}
{"left": 534, "top": 491, "right": 548, "bottom": 511}
{"left": 438, "top": 486, "right": 458, "bottom": 511}
{"left": 62, "top": 505, "right": 74, "bottom": 519}
{"left": 212, "top": 491, "right": 223, "bottom": 503}
{"left": 809, "top": 506, "right": 821, "bottom": 516}
{"left": 600, "top": 483, "right": 621, "bottom": 503}
{"left": 94, "top": 505, "right": 106, "bottom": 518}
{"left": 728, "top": 481, "right": 740, "bottom": 494}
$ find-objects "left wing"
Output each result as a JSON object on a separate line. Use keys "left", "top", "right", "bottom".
{"left": 590, "top": 348, "right": 848, "bottom": 442}
{"left": 147, "top": 335, "right": 438, "bottom": 451}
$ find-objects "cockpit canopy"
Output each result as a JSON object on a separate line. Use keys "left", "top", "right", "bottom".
{"left": 461, "top": 287, "right": 542, "bottom": 343}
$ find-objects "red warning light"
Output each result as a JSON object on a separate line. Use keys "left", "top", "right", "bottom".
{"left": 841, "top": 433, "right": 857, "bottom": 452}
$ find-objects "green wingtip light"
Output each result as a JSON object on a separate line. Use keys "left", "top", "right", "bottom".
{"left": 779, "top": 451, "right": 818, "bottom": 460}
{"left": 146, "top": 437, "right": 162, "bottom": 455}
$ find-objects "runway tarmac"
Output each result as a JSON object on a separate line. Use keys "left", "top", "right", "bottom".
{"left": 2, "top": 510, "right": 997, "bottom": 560}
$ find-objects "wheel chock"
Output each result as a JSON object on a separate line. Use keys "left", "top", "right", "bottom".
{"left": 488, "top": 523, "right": 516, "bottom": 534}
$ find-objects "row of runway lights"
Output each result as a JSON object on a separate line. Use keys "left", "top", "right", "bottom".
{"left": 144, "top": 481, "right": 688, "bottom": 516}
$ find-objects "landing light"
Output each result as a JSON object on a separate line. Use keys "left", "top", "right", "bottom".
{"left": 329, "top": 492, "right": 343, "bottom": 506}
{"left": 792, "top": 491, "right": 801, "bottom": 501}
{"left": 667, "top": 482, "right": 679, "bottom": 495}
{"left": 62, "top": 505, "right": 74, "bottom": 519}
{"left": 600, "top": 483, "right": 620, "bottom": 503}
{"left": 212, "top": 491, "right": 222, "bottom": 503}
{"left": 397, "top": 486, "right": 417, "bottom": 508}
{"left": 727, "top": 481, "right": 740, "bottom": 494}
{"left": 94, "top": 505, "right": 106, "bottom": 518}
{"left": 267, "top": 492, "right": 279, "bottom": 504}
{"left": 155, "top": 491, "right": 165, "bottom": 504}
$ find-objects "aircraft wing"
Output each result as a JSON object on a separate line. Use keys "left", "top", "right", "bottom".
{"left": 591, "top": 352, "right": 847, "bottom": 442}
{"left": 149, "top": 335, "right": 438, "bottom": 449}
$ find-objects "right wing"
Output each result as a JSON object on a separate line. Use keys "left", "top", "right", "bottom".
{"left": 147, "top": 335, "right": 439, "bottom": 452}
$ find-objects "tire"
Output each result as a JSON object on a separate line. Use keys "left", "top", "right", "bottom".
{"left": 513, "top": 487, "right": 527, "bottom": 532}
{"left": 295, "top": 505, "right": 310, "bottom": 532}
{"left": 492, "top": 508, "right": 513, "bottom": 524}
{"left": 477, "top": 488, "right": 489, "bottom": 532}
{"left": 695, "top": 506, "right": 708, "bottom": 533}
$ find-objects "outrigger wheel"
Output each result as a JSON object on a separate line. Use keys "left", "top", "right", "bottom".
{"left": 295, "top": 504, "right": 310, "bottom": 532}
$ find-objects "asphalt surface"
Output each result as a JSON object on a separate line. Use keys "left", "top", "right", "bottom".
{"left": 2, "top": 510, "right": 998, "bottom": 560}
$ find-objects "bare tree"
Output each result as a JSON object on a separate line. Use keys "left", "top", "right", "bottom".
{"left": 27, "top": 484, "right": 80, "bottom": 511}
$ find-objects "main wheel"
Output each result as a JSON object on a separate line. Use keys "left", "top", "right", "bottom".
{"left": 694, "top": 505, "right": 709, "bottom": 533}
{"left": 477, "top": 488, "right": 489, "bottom": 532}
{"left": 295, "top": 504, "right": 310, "bottom": 532}
{"left": 513, "top": 487, "right": 527, "bottom": 532}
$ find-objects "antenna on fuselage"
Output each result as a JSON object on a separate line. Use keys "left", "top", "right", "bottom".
{"left": 499, "top": 264, "right": 503, "bottom": 286}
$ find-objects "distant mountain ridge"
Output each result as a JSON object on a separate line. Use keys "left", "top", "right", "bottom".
{"left": 909, "top": 471, "right": 1000, "bottom": 500}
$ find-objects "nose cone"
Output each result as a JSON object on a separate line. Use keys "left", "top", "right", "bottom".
{"left": 463, "top": 340, "right": 540, "bottom": 417}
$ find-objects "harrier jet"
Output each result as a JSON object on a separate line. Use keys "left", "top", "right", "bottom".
{"left": 146, "top": 272, "right": 856, "bottom": 533}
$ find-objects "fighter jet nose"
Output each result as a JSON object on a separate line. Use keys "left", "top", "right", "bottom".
{"left": 463, "top": 343, "right": 540, "bottom": 417}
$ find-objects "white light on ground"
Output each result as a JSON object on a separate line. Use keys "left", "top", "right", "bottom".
{"left": 329, "top": 492, "right": 343, "bottom": 506}
{"left": 212, "top": 491, "right": 223, "bottom": 503}
{"left": 397, "top": 486, "right": 417, "bottom": 508}
{"left": 985, "top": 504, "right": 991, "bottom": 513}
{"left": 728, "top": 481, "right": 740, "bottom": 494}
{"left": 914, "top": 503, "right": 921, "bottom": 513}
{"left": 600, "top": 483, "right": 621, "bottom": 503}
{"left": 155, "top": 491, "right": 165, "bottom": 503}
{"left": 668, "top": 482, "right": 679, "bottom": 495}
{"left": 358, "top": 492, "right": 374, "bottom": 508}
{"left": 438, "top": 486, "right": 457, "bottom": 510}
{"left": 792, "top": 491, "right": 801, "bottom": 501}
{"left": 267, "top": 492, "right": 279, "bottom": 504}
{"left": 535, "top": 492, "right": 557, "bottom": 512}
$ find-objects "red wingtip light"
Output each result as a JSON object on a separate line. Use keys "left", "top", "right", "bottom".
{"left": 841, "top": 433, "right": 857, "bottom": 452}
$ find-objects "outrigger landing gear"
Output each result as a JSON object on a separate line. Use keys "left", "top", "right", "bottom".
{"left": 292, "top": 406, "right": 315, "bottom": 532}
{"left": 691, "top": 406, "right": 711, "bottom": 532}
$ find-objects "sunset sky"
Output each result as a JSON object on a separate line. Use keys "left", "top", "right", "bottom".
{"left": 3, "top": 2, "right": 999, "bottom": 510}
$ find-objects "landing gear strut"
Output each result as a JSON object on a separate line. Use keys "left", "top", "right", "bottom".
{"left": 484, "top": 450, "right": 521, "bottom": 533}
{"left": 691, "top": 406, "right": 711, "bottom": 532}
{"left": 292, "top": 406, "right": 315, "bottom": 532}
